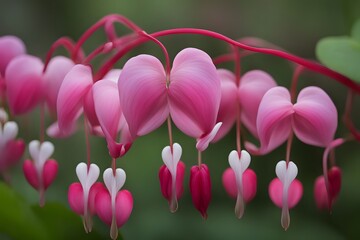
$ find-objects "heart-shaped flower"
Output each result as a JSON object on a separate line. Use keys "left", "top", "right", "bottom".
{"left": 246, "top": 86, "right": 337, "bottom": 155}
{"left": 95, "top": 168, "right": 133, "bottom": 240}
{"left": 269, "top": 160, "right": 303, "bottom": 230}
{"left": 222, "top": 150, "right": 257, "bottom": 218}
{"left": 23, "top": 140, "right": 58, "bottom": 206}
{"left": 159, "top": 143, "right": 185, "bottom": 212}
{"left": 118, "top": 48, "right": 222, "bottom": 151}
{"left": 68, "top": 162, "right": 101, "bottom": 233}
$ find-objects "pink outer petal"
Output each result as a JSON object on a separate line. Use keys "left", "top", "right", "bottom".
{"left": 212, "top": 69, "right": 238, "bottom": 142}
{"left": 0, "top": 36, "right": 26, "bottom": 76}
{"left": 118, "top": 54, "right": 168, "bottom": 138}
{"left": 43, "top": 159, "right": 58, "bottom": 190}
{"left": 189, "top": 164, "right": 212, "bottom": 219}
{"left": 83, "top": 88, "right": 100, "bottom": 131}
{"left": 57, "top": 64, "right": 93, "bottom": 135}
{"left": 222, "top": 168, "right": 257, "bottom": 203}
{"left": 46, "top": 121, "right": 77, "bottom": 138}
{"left": 23, "top": 159, "right": 39, "bottom": 189}
{"left": 159, "top": 161, "right": 186, "bottom": 201}
{"left": 5, "top": 55, "right": 44, "bottom": 115}
{"left": 43, "top": 56, "right": 75, "bottom": 115}
{"left": 238, "top": 70, "right": 277, "bottom": 138}
{"left": 169, "top": 48, "right": 221, "bottom": 138}
{"left": 246, "top": 87, "right": 293, "bottom": 155}
{"left": 95, "top": 188, "right": 133, "bottom": 228}
{"left": 269, "top": 178, "right": 303, "bottom": 209}
{"left": 68, "top": 182, "right": 105, "bottom": 215}
{"left": 0, "top": 139, "right": 25, "bottom": 171}
{"left": 93, "top": 80, "right": 126, "bottom": 158}
{"left": 293, "top": 86, "right": 337, "bottom": 147}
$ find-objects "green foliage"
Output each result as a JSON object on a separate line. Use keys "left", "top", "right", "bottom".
{"left": 316, "top": 19, "right": 360, "bottom": 83}
{"left": 0, "top": 183, "right": 108, "bottom": 240}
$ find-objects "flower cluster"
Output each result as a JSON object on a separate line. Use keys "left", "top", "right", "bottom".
{"left": 0, "top": 14, "right": 355, "bottom": 239}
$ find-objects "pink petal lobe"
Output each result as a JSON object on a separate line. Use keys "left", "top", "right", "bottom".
{"left": 314, "top": 166, "right": 341, "bottom": 210}
{"left": 0, "top": 36, "right": 26, "bottom": 76}
{"left": 238, "top": 70, "right": 277, "bottom": 138}
{"left": 42, "top": 159, "right": 58, "bottom": 190}
{"left": 293, "top": 86, "right": 337, "bottom": 147}
{"left": 268, "top": 178, "right": 303, "bottom": 209}
{"left": 247, "top": 87, "right": 293, "bottom": 155}
{"left": 212, "top": 69, "right": 238, "bottom": 142}
{"left": 5, "top": 55, "right": 44, "bottom": 115}
{"left": 93, "top": 80, "right": 125, "bottom": 158}
{"left": 222, "top": 168, "right": 257, "bottom": 203}
{"left": 68, "top": 183, "right": 85, "bottom": 215}
{"left": 57, "top": 64, "right": 93, "bottom": 135}
{"left": 0, "top": 139, "right": 25, "bottom": 171}
{"left": 23, "top": 159, "right": 39, "bottom": 189}
{"left": 118, "top": 55, "right": 168, "bottom": 137}
{"left": 169, "top": 48, "right": 221, "bottom": 138}
{"left": 43, "top": 56, "right": 75, "bottom": 115}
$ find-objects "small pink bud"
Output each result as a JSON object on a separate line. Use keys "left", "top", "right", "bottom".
{"left": 189, "top": 164, "right": 211, "bottom": 219}
{"left": 314, "top": 166, "right": 341, "bottom": 211}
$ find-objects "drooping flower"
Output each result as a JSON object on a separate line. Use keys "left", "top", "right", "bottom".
{"left": 92, "top": 76, "right": 132, "bottom": 158}
{"left": 95, "top": 168, "right": 133, "bottom": 240}
{"left": 189, "top": 164, "right": 212, "bottom": 219}
{"left": 0, "top": 36, "right": 26, "bottom": 100}
{"left": 212, "top": 69, "right": 277, "bottom": 142}
{"left": 314, "top": 166, "right": 341, "bottom": 211}
{"left": 68, "top": 162, "right": 102, "bottom": 233}
{"left": 23, "top": 140, "right": 58, "bottom": 206}
{"left": 269, "top": 161, "right": 303, "bottom": 230}
{"left": 222, "top": 150, "right": 257, "bottom": 218}
{"left": 0, "top": 118, "right": 25, "bottom": 180}
{"left": 118, "top": 48, "right": 222, "bottom": 151}
{"left": 159, "top": 143, "right": 185, "bottom": 212}
{"left": 246, "top": 86, "right": 337, "bottom": 155}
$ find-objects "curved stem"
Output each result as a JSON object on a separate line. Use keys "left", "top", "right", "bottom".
{"left": 290, "top": 65, "right": 304, "bottom": 103}
{"left": 84, "top": 117, "right": 91, "bottom": 168}
{"left": 344, "top": 90, "right": 360, "bottom": 141}
{"left": 43, "top": 37, "right": 79, "bottom": 73}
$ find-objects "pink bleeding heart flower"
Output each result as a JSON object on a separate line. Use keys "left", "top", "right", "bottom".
{"left": 0, "top": 36, "right": 26, "bottom": 100}
{"left": 314, "top": 166, "right": 341, "bottom": 211}
{"left": 190, "top": 163, "right": 212, "bottom": 219}
{"left": 158, "top": 143, "right": 185, "bottom": 212}
{"left": 95, "top": 168, "right": 133, "bottom": 240}
{"left": 246, "top": 86, "right": 337, "bottom": 155}
{"left": 43, "top": 56, "right": 75, "bottom": 117}
{"left": 23, "top": 140, "right": 58, "bottom": 207}
{"left": 222, "top": 150, "right": 257, "bottom": 218}
{"left": 5, "top": 55, "right": 44, "bottom": 115}
{"left": 118, "top": 48, "right": 222, "bottom": 151}
{"left": 212, "top": 69, "right": 277, "bottom": 142}
{"left": 55, "top": 64, "right": 94, "bottom": 137}
{"left": 68, "top": 162, "right": 101, "bottom": 233}
{"left": 269, "top": 160, "right": 303, "bottom": 230}
{"left": 0, "top": 121, "right": 25, "bottom": 179}
{"left": 93, "top": 78, "right": 131, "bottom": 158}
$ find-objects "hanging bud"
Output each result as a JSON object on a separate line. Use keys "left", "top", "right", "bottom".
{"left": 189, "top": 164, "right": 211, "bottom": 219}
{"left": 314, "top": 166, "right": 341, "bottom": 211}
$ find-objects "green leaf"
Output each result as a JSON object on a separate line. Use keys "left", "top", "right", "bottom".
{"left": 316, "top": 36, "right": 360, "bottom": 83}
{"left": 0, "top": 183, "right": 48, "bottom": 240}
{"left": 32, "top": 203, "right": 107, "bottom": 240}
{"left": 351, "top": 19, "right": 360, "bottom": 42}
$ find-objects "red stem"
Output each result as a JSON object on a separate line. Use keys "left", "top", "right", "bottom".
{"left": 344, "top": 90, "right": 360, "bottom": 141}
{"left": 97, "top": 28, "right": 360, "bottom": 93}
{"left": 290, "top": 65, "right": 305, "bottom": 102}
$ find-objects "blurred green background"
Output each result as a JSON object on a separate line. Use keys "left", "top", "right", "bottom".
{"left": 1, "top": 0, "right": 360, "bottom": 239}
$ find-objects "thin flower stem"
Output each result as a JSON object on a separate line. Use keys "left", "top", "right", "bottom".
{"left": 198, "top": 151, "right": 202, "bottom": 167}
{"left": 112, "top": 158, "right": 117, "bottom": 176}
{"left": 285, "top": 131, "right": 294, "bottom": 166}
{"left": 39, "top": 103, "right": 45, "bottom": 143}
{"left": 83, "top": 117, "right": 91, "bottom": 168}
{"left": 167, "top": 117, "right": 174, "bottom": 151}
{"left": 236, "top": 111, "right": 242, "bottom": 154}
{"left": 233, "top": 46, "right": 241, "bottom": 85}
{"left": 290, "top": 65, "right": 304, "bottom": 103}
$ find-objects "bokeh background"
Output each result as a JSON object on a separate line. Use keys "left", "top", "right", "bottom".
{"left": 1, "top": 0, "right": 360, "bottom": 239}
